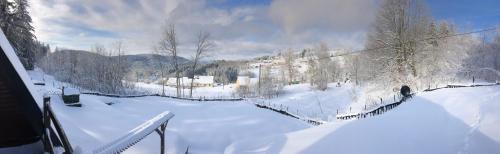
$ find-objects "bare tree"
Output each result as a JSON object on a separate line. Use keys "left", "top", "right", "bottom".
{"left": 284, "top": 49, "right": 296, "bottom": 85}
{"left": 189, "top": 31, "right": 214, "bottom": 98}
{"left": 157, "top": 24, "right": 181, "bottom": 97}
{"left": 309, "top": 43, "right": 330, "bottom": 91}
{"left": 153, "top": 46, "right": 168, "bottom": 96}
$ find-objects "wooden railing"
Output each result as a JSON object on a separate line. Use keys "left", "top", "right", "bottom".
{"left": 92, "top": 111, "right": 174, "bottom": 154}
{"left": 336, "top": 95, "right": 412, "bottom": 120}
{"left": 43, "top": 97, "right": 74, "bottom": 154}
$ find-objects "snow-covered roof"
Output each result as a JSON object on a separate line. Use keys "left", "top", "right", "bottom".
{"left": 0, "top": 28, "right": 42, "bottom": 107}
{"left": 166, "top": 76, "right": 214, "bottom": 86}
{"left": 63, "top": 87, "right": 80, "bottom": 95}
{"left": 237, "top": 76, "right": 258, "bottom": 86}
{"left": 194, "top": 76, "right": 214, "bottom": 85}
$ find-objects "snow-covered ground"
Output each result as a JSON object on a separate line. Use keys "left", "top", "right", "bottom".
{"left": 28, "top": 69, "right": 500, "bottom": 154}
{"left": 227, "top": 85, "right": 500, "bottom": 154}
{"left": 48, "top": 95, "right": 309, "bottom": 154}
{"left": 134, "top": 82, "right": 237, "bottom": 98}
{"left": 253, "top": 83, "right": 359, "bottom": 122}
{"left": 30, "top": 70, "right": 309, "bottom": 154}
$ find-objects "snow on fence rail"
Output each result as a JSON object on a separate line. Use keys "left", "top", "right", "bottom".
{"left": 92, "top": 111, "right": 174, "bottom": 154}
{"left": 336, "top": 94, "right": 412, "bottom": 120}
{"left": 423, "top": 83, "right": 500, "bottom": 92}
{"left": 254, "top": 101, "right": 325, "bottom": 126}
{"left": 81, "top": 92, "right": 244, "bottom": 101}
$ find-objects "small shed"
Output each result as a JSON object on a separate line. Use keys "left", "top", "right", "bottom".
{"left": 62, "top": 87, "right": 81, "bottom": 107}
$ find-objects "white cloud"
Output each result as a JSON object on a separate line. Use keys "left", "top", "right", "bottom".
{"left": 28, "top": 0, "right": 376, "bottom": 59}
{"left": 269, "top": 0, "right": 376, "bottom": 34}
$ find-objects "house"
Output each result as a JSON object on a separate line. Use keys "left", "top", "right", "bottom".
{"left": 193, "top": 76, "right": 214, "bottom": 87}
{"left": 236, "top": 76, "right": 258, "bottom": 88}
{"left": 166, "top": 76, "right": 215, "bottom": 87}
{"left": 236, "top": 76, "right": 250, "bottom": 87}
{"left": 0, "top": 28, "right": 44, "bottom": 152}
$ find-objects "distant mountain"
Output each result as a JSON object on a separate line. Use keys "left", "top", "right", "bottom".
{"left": 48, "top": 50, "right": 247, "bottom": 83}
{"left": 123, "top": 53, "right": 190, "bottom": 70}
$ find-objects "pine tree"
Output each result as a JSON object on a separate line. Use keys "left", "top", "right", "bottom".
{"left": 0, "top": 0, "right": 36, "bottom": 70}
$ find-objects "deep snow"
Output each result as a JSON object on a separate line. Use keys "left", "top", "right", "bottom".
{"left": 28, "top": 69, "right": 500, "bottom": 154}
{"left": 226, "top": 86, "right": 500, "bottom": 154}
{"left": 31, "top": 71, "right": 309, "bottom": 154}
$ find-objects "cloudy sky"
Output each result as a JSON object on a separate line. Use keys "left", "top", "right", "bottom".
{"left": 29, "top": 0, "right": 500, "bottom": 59}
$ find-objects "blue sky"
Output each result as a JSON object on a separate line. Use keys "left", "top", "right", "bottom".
{"left": 426, "top": 0, "right": 500, "bottom": 30}
{"left": 28, "top": 0, "right": 499, "bottom": 59}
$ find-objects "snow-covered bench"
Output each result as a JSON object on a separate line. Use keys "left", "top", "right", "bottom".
{"left": 92, "top": 111, "right": 175, "bottom": 154}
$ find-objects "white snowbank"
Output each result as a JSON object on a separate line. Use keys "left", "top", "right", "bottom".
{"left": 226, "top": 86, "right": 500, "bottom": 154}
{"left": 134, "top": 82, "right": 237, "bottom": 98}
{"left": 63, "top": 87, "right": 80, "bottom": 95}
{"left": 255, "top": 83, "right": 358, "bottom": 122}
{"left": 30, "top": 70, "right": 309, "bottom": 154}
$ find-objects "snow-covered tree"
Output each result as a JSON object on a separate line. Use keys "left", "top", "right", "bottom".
{"left": 364, "top": 0, "right": 431, "bottom": 88}
{"left": 0, "top": 0, "right": 36, "bottom": 69}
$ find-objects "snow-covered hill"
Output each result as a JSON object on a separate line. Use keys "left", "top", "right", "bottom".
{"left": 30, "top": 70, "right": 309, "bottom": 154}
{"left": 226, "top": 86, "right": 500, "bottom": 154}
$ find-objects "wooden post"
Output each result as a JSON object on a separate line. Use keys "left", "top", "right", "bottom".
{"left": 156, "top": 121, "right": 169, "bottom": 154}
{"left": 43, "top": 97, "right": 54, "bottom": 154}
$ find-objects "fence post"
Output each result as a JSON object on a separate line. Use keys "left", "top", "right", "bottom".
{"left": 43, "top": 97, "right": 53, "bottom": 153}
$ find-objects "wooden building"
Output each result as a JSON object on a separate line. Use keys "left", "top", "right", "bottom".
{"left": 0, "top": 29, "right": 44, "bottom": 152}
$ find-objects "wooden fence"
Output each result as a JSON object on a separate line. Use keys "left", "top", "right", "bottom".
{"left": 81, "top": 92, "right": 244, "bottom": 102}
{"left": 254, "top": 102, "right": 324, "bottom": 126}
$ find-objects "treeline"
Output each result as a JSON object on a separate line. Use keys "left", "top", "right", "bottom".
{"left": 1, "top": 0, "right": 50, "bottom": 70}
{"left": 462, "top": 35, "right": 500, "bottom": 82}
{"left": 38, "top": 44, "right": 131, "bottom": 94}
{"left": 297, "top": 0, "right": 495, "bottom": 92}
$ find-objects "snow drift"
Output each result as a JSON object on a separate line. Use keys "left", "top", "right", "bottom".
{"left": 226, "top": 86, "right": 500, "bottom": 154}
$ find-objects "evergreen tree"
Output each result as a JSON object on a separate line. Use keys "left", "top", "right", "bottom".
{"left": 0, "top": 0, "right": 36, "bottom": 70}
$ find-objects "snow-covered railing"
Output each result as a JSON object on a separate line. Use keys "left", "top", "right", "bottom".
{"left": 92, "top": 111, "right": 174, "bottom": 154}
